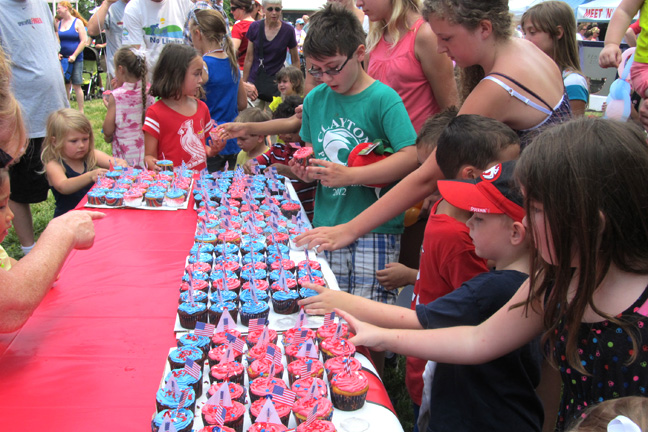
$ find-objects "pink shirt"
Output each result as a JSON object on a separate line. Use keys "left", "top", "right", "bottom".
{"left": 368, "top": 19, "right": 440, "bottom": 132}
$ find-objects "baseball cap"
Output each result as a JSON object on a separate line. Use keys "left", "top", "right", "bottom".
{"left": 296, "top": 18, "right": 305, "bottom": 24}
{"left": 437, "top": 160, "right": 525, "bottom": 222}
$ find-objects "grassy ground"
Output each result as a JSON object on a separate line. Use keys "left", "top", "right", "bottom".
{"left": 1, "top": 90, "right": 414, "bottom": 430}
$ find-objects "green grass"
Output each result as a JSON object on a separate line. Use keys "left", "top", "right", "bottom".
{"left": 2, "top": 89, "right": 415, "bottom": 431}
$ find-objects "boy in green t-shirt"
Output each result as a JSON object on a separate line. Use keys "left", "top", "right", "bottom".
{"left": 289, "top": 3, "right": 418, "bottom": 372}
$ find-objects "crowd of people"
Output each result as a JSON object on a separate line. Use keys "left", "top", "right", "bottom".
{"left": 2, "top": 0, "right": 648, "bottom": 431}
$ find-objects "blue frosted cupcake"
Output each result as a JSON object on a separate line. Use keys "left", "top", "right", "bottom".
{"left": 151, "top": 408, "right": 194, "bottom": 432}
{"left": 177, "top": 333, "right": 211, "bottom": 358}
{"left": 239, "top": 300, "right": 270, "bottom": 327}
{"left": 299, "top": 287, "right": 319, "bottom": 300}
{"left": 188, "top": 252, "right": 213, "bottom": 266}
{"left": 208, "top": 301, "right": 239, "bottom": 324}
{"left": 240, "top": 241, "right": 266, "bottom": 255}
{"left": 239, "top": 288, "right": 269, "bottom": 304}
{"left": 86, "top": 189, "right": 105, "bottom": 205}
{"left": 214, "top": 243, "right": 240, "bottom": 256}
{"left": 168, "top": 346, "right": 203, "bottom": 369}
{"left": 145, "top": 190, "right": 164, "bottom": 207}
{"left": 156, "top": 159, "right": 174, "bottom": 171}
{"left": 155, "top": 385, "right": 196, "bottom": 412}
{"left": 104, "top": 191, "right": 124, "bottom": 207}
{"left": 209, "top": 289, "right": 238, "bottom": 304}
{"left": 190, "top": 242, "right": 215, "bottom": 255}
{"left": 165, "top": 368, "right": 203, "bottom": 398}
{"left": 240, "top": 268, "right": 267, "bottom": 284}
{"left": 182, "top": 270, "right": 210, "bottom": 284}
{"left": 177, "top": 302, "right": 208, "bottom": 329}
{"left": 272, "top": 289, "right": 300, "bottom": 315}
{"left": 179, "top": 290, "right": 208, "bottom": 305}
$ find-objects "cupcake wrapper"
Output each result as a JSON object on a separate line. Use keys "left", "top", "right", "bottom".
{"left": 330, "top": 388, "right": 367, "bottom": 411}
{"left": 272, "top": 297, "right": 299, "bottom": 315}
{"left": 178, "top": 310, "right": 208, "bottom": 330}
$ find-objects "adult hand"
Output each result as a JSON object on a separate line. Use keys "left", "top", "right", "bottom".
{"left": 336, "top": 308, "right": 387, "bottom": 352}
{"left": 376, "top": 262, "right": 417, "bottom": 291}
{"left": 48, "top": 210, "right": 105, "bottom": 250}
{"left": 599, "top": 44, "right": 622, "bottom": 68}
{"left": 293, "top": 224, "right": 357, "bottom": 252}
{"left": 69, "top": 54, "right": 77, "bottom": 63}
{"left": 305, "top": 159, "right": 353, "bottom": 188}
{"left": 298, "top": 283, "right": 348, "bottom": 315}
{"left": 244, "top": 82, "right": 258, "bottom": 101}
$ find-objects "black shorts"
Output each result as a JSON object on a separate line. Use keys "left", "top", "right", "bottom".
{"left": 9, "top": 137, "right": 49, "bottom": 204}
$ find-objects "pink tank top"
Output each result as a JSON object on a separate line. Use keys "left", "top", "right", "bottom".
{"left": 367, "top": 18, "right": 440, "bottom": 132}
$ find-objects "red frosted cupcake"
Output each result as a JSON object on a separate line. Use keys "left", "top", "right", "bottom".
{"left": 206, "top": 380, "right": 246, "bottom": 404}
{"left": 246, "top": 342, "right": 281, "bottom": 364}
{"left": 212, "top": 277, "right": 242, "bottom": 295}
{"left": 287, "top": 358, "right": 324, "bottom": 386}
{"left": 280, "top": 201, "right": 301, "bottom": 219}
{"left": 329, "top": 370, "right": 369, "bottom": 411}
{"left": 293, "top": 146, "right": 313, "bottom": 167}
{"left": 297, "top": 276, "right": 327, "bottom": 289}
{"left": 283, "top": 328, "right": 317, "bottom": 347}
{"left": 291, "top": 376, "right": 328, "bottom": 400}
{"left": 209, "top": 361, "right": 245, "bottom": 385}
{"left": 271, "top": 259, "right": 296, "bottom": 274}
{"left": 186, "top": 261, "right": 212, "bottom": 273}
{"left": 246, "top": 328, "right": 278, "bottom": 348}
{"left": 218, "top": 230, "right": 241, "bottom": 245}
{"left": 247, "top": 358, "right": 285, "bottom": 382}
{"left": 316, "top": 322, "right": 349, "bottom": 345}
{"left": 285, "top": 340, "right": 320, "bottom": 364}
{"left": 324, "top": 356, "right": 362, "bottom": 381}
{"left": 297, "top": 260, "right": 321, "bottom": 272}
{"left": 249, "top": 398, "right": 292, "bottom": 426}
{"left": 249, "top": 376, "right": 288, "bottom": 403}
{"left": 248, "top": 422, "right": 288, "bottom": 432}
{"left": 180, "top": 279, "right": 209, "bottom": 294}
{"left": 293, "top": 396, "right": 334, "bottom": 425}
{"left": 207, "top": 344, "right": 244, "bottom": 367}
{"left": 267, "top": 232, "right": 290, "bottom": 245}
{"left": 296, "top": 420, "right": 336, "bottom": 432}
{"left": 320, "top": 337, "right": 355, "bottom": 363}
{"left": 211, "top": 329, "right": 242, "bottom": 348}
{"left": 201, "top": 400, "right": 246, "bottom": 432}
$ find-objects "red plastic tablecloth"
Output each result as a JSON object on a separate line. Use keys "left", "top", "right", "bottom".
{"left": 0, "top": 201, "right": 394, "bottom": 430}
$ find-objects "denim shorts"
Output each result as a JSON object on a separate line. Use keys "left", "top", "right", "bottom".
{"left": 65, "top": 58, "right": 84, "bottom": 85}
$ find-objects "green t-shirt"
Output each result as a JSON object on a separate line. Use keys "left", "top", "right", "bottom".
{"left": 300, "top": 80, "right": 416, "bottom": 234}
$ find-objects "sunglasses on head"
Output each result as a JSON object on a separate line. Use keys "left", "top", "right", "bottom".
{"left": 266, "top": 6, "right": 281, "bottom": 12}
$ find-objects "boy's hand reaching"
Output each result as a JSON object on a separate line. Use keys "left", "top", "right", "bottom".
{"left": 288, "top": 158, "right": 316, "bottom": 183}
{"left": 294, "top": 223, "right": 359, "bottom": 252}
{"left": 298, "top": 283, "right": 351, "bottom": 315}
{"left": 376, "top": 262, "right": 418, "bottom": 291}
{"left": 336, "top": 308, "right": 387, "bottom": 352}
{"left": 306, "top": 159, "right": 354, "bottom": 188}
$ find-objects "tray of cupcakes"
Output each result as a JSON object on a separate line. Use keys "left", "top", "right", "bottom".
{"left": 85, "top": 160, "right": 194, "bottom": 210}
{"left": 152, "top": 311, "right": 403, "bottom": 432}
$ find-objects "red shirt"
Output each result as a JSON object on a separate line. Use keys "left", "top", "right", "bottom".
{"left": 143, "top": 99, "right": 212, "bottom": 171}
{"left": 232, "top": 19, "right": 253, "bottom": 70}
{"left": 406, "top": 199, "right": 488, "bottom": 405}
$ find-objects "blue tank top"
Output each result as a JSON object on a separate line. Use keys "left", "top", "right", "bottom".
{"left": 58, "top": 18, "right": 83, "bottom": 61}
{"left": 203, "top": 55, "right": 239, "bottom": 155}
{"left": 52, "top": 160, "right": 91, "bottom": 217}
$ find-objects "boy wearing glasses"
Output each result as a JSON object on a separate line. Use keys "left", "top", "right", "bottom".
{"left": 290, "top": 3, "right": 417, "bottom": 374}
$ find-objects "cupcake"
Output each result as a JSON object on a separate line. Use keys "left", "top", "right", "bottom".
{"left": 280, "top": 200, "right": 301, "bottom": 219}
{"left": 249, "top": 398, "right": 292, "bottom": 427}
{"left": 179, "top": 290, "right": 208, "bottom": 305}
{"left": 168, "top": 346, "right": 203, "bottom": 370}
{"left": 324, "top": 356, "right": 362, "bottom": 381}
{"left": 180, "top": 279, "right": 209, "bottom": 294}
{"left": 291, "top": 376, "right": 328, "bottom": 400}
{"left": 239, "top": 301, "right": 270, "bottom": 327}
{"left": 320, "top": 337, "right": 356, "bottom": 363}
{"left": 329, "top": 370, "right": 369, "bottom": 411}
{"left": 296, "top": 420, "right": 336, "bottom": 432}
{"left": 242, "top": 280, "right": 269, "bottom": 293}
{"left": 246, "top": 342, "right": 281, "bottom": 364}
{"left": 186, "top": 261, "right": 212, "bottom": 274}
{"left": 209, "top": 361, "right": 245, "bottom": 385}
{"left": 206, "top": 380, "right": 246, "bottom": 404}
{"left": 165, "top": 188, "right": 186, "bottom": 207}
{"left": 316, "top": 322, "right": 349, "bottom": 345}
{"left": 155, "top": 385, "right": 196, "bottom": 412}
{"left": 247, "top": 358, "right": 285, "bottom": 382}
{"left": 270, "top": 259, "right": 296, "bottom": 274}
{"left": 283, "top": 328, "right": 317, "bottom": 347}
{"left": 271, "top": 290, "right": 300, "bottom": 315}
{"left": 241, "top": 261, "right": 268, "bottom": 272}
{"left": 86, "top": 189, "right": 106, "bottom": 205}
{"left": 104, "top": 191, "right": 124, "bottom": 207}
{"left": 195, "top": 232, "right": 218, "bottom": 245}
{"left": 240, "top": 240, "right": 266, "bottom": 256}
{"left": 293, "top": 396, "right": 334, "bottom": 425}
{"left": 298, "top": 276, "right": 327, "bottom": 290}
{"left": 240, "top": 268, "right": 268, "bottom": 284}
{"left": 267, "top": 232, "right": 290, "bottom": 246}
{"left": 211, "top": 328, "right": 242, "bottom": 348}
{"left": 177, "top": 333, "right": 211, "bottom": 358}
{"left": 266, "top": 243, "right": 290, "bottom": 258}
{"left": 270, "top": 277, "right": 298, "bottom": 293}
{"left": 212, "top": 277, "right": 242, "bottom": 295}
{"left": 177, "top": 301, "right": 208, "bottom": 329}
{"left": 156, "top": 159, "right": 174, "bottom": 171}
{"left": 201, "top": 400, "right": 246, "bottom": 432}
{"left": 285, "top": 340, "right": 320, "bottom": 364}
{"left": 249, "top": 376, "right": 288, "bottom": 404}
{"left": 297, "top": 260, "right": 321, "bottom": 272}
{"left": 287, "top": 358, "right": 324, "bottom": 386}
{"left": 239, "top": 288, "right": 269, "bottom": 304}
{"left": 218, "top": 230, "right": 241, "bottom": 245}
{"left": 246, "top": 327, "right": 278, "bottom": 348}
{"left": 213, "top": 260, "right": 241, "bottom": 277}
{"left": 293, "top": 147, "right": 313, "bottom": 167}
{"left": 151, "top": 408, "right": 194, "bottom": 432}
{"left": 207, "top": 343, "right": 244, "bottom": 367}
{"left": 123, "top": 189, "right": 143, "bottom": 207}
{"left": 214, "top": 243, "right": 240, "bottom": 256}
{"left": 209, "top": 289, "right": 238, "bottom": 305}
{"left": 145, "top": 190, "right": 164, "bottom": 207}
{"left": 208, "top": 301, "right": 239, "bottom": 325}
{"left": 248, "top": 422, "right": 288, "bottom": 432}
{"left": 165, "top": 368, "right": 203, "bottom": 398}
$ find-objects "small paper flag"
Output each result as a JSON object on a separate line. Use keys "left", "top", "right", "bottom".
{"left": 294, "top": 308, "right": 307, "bottom": 328}
{"left": 249, "top": 317, "right": 266, "bottom": 333}
{"left": 194, "top": 321, "right": 215, "bottom": 337}
{"left": 164, "top": 375, "right": 180, "bottom": 398}
{"left": 323, "top": 311, "right": 335, "bottom": 327}
{"left": 271, "top": 385, "right": 296, "bottom": 406}
{"left": 184, "top": 358, "right": 201, "bottom": 379}
{"left": 305, "top": 401, "right": 319, "bottom": 426}
{"left": 215, "top": 308, "right": 235, "bottom": 333}
{"left": 255, "top": 397, "right": 283, "bottom": 425}
{"left": 226, "top": 333, "right": 245, "bottom": 353}
{"left": 296, "top": 339, "right": 318, "bottom": 359}
{"left": 160, "top": 416, "right": 178, "bottom": 432}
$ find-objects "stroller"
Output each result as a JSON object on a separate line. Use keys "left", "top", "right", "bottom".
{"left": 81, "top": 46, "right": 103, "bottom": 100}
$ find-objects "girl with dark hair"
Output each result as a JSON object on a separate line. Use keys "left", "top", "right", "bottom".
{"left": 338, "top": 117, "right": 648, "bottom": 431}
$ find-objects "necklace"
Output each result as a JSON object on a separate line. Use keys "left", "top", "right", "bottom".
{"left": 204, "top": 48, "right": 224, "bottom": 55}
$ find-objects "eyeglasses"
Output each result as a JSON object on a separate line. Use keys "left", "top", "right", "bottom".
{"left": 266, "top": 7, "right": 281, "bottom": 12}
{"left": 0, "top": 148, "right": 13, "bottom": 169}
{"left": 308, "top": 55, "right": 352, "bottom": 79}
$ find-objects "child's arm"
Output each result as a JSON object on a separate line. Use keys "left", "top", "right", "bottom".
{"left": 144, "top": 132, "right": 160, "bottom": 171}
{"left": 416, "top": 23, "right": 459, "bottom": 110}
{"left": 102, "top": 94, "right": 116, "bottom": 143}
{"left": 304, "top": 146, "right": 418, "bottom": 188}
{"left": 94, "top": 149, "right": 126, "bottom": 168}
{"left": 236, "top": 78, "right": 247, "bottom": 112}
{"left": 338, "top": 278, "right": 544, "bottom": 363}
{"left": 214, "top": 115, "right": 302, "bottom": 141}
{"left": 600, "top": 0, "right": 643, "bottom": 68}
{"left": 376, "top": 263, "right": 419, "bottom": 291}
{"left": 298, "top": 284, "right": 422, "bottom": 330}
{"left": 45, "top": 160, "right": 107, "bottom": 195}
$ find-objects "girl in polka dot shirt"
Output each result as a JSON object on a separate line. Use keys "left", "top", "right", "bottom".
{"left": 339, "top": 117, "right": 648, "bottom": 431}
